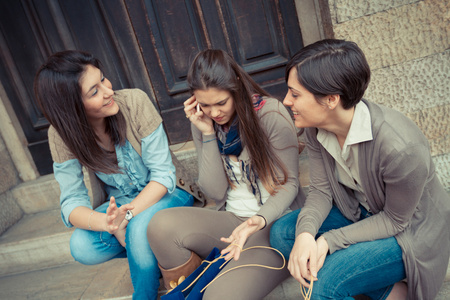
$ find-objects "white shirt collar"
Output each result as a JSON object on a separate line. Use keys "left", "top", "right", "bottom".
{"left": 317, "top": 101, "right": 373, "bottom": 157}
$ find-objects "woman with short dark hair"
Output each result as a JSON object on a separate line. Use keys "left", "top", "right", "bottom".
{"left": 270, "top": 39, "right": 450, "bottom": 300}
{"left": 34, "top": 50, "right": 194, "bottom": 300}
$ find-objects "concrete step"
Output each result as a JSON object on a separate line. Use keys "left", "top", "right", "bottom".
{"left": 0, "top": 258, "right": 301, "bottom": 300}
{"left": 0, "top": 209, "right": 74, "bottom": 276}
{"left": 11, "top": 174, "right": 61, "bottom": 214}
{"left": 0, "top": 260, "right": 449, "bottom": 300}
{"left": 0, "top": 259, "right": 133, "bottom": 300}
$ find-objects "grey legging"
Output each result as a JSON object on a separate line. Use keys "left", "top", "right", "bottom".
{"left": 147, "top": 206, "right": 290, "bottom": 300}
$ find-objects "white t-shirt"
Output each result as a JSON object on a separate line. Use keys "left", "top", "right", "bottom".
{"left": 225, "top": 159, "right": 271, "bottom": 217}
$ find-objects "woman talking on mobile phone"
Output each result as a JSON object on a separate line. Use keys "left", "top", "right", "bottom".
{"left": 148, "top": 49, "right": 305, "bottom": 299}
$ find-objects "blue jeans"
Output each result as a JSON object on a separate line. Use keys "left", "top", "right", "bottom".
{"left": 270, "top": 206, "right": 406, "bottom": 300}
{"left": 70, "top": 187, "right": 194, "bottom": 300}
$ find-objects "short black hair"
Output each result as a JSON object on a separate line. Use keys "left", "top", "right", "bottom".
{"left": 286, "top": 39, "right": 371, "bottom": 109}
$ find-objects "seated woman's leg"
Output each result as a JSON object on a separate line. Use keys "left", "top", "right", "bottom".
{"left": 126, "top": 187, "right": 193, "bottom": 300}
{"left": 148, "top": 207, "right": 240, "bottom": 268}
{"left": 270, "top": 209, "right": 299, "bottom": 259}
{"left": 311, "top": 237, "right": 405, "bottom": 300}
{"left": 70, "top": 201, "right": 126, "bottom": 265}
{"left": 271, "top": 207, "right": 405, "bottom": 299}
{"left": 270, "top": 206, "right": 353, "bottom": 259}
{"left": 203, "top": 222, "right": 291, "bottom": 300}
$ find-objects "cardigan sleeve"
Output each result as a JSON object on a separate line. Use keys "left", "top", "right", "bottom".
{"left": 322, "top": 142, "right": 430, "bottom": 253}
{"left": 254, "top": 100, "right": 301, "bottom": 224}
{"left": 192, "top": 124, "right": 229, "bottom": 206}
{"left": 295, "top": 127, "right": 334, "bottom": 237}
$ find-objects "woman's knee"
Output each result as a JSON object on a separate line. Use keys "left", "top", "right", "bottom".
{"left": 269, "top": 219, "right": 285, "bottom": 247}
{"left": 270, "top": 213, "right": 297, "bottom": 258}
{"left": 70, "top": 230, "right": 98, "bottom": 265}
{"left": 147, "top": 207, "right": 184, "bottom": 246}
{"left": 70, "top": 228, "right": 123, "bottom": 265}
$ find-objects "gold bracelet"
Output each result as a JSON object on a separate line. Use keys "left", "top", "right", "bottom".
{"left": 88, "top": 211, "right": 94, "bottom": 230}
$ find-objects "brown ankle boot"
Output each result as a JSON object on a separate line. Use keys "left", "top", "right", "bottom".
{"left": 159, "top": 251, "right": 202, "bottom": 290}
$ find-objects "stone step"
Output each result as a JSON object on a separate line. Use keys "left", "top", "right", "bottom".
{"left": 0, "top": 209, "right": 74, "bottom": 277}
{"left": 0, "top": 258, "right": 134, "bottom": 300}
{"left": 1, "top": 196, "right": 449, "bottom": 298}
{"left": 12, "top": 174, "right": 61, "bottom": 214}
{"left": 0, "top": 257, "right": 302, "bottom": 300}
{"left": 0, "top": 259, "right": 449, "bottom": 300}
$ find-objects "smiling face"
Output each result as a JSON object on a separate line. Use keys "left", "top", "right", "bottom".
{"left": 80, "top": 65, "right": 118, "bottom": 124}
{"left": 194, "top": 88, "right": 236, "bottom": 126}
{"left": 283, "top": 68, "right": 329, "bottom": 129}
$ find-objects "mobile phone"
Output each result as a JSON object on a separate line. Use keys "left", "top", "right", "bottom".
{"left": 197, "top": 103, "right": 200, "bottom": 112}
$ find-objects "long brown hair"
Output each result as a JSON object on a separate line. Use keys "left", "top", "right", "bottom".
{"left": 187, "top": 49, "right": 289, "bottom": 194}
{"left": 34, "top": 50, "right": 126, "bottom": 174}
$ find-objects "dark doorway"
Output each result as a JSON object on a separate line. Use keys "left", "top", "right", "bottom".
{"left": 0, "top": 0, "right": 304, "bottom": 175}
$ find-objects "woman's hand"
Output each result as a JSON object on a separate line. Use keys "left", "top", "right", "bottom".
{"left": 315, "top": 235, "right": 329, "bottom": 272}
{"left": 184, "top": 95, "right": 214, "bottom": 135}
{"left": 288, "top": 232, "right": 322, "bottom": 288}
{"left": 105, "top": 196, "right": 133, "bottom": 234}
{"left": 114, "top": 219, "right": 128, "bottom": 247}
{"left": 220, "top": 215, "right": 266, "bottom": 261}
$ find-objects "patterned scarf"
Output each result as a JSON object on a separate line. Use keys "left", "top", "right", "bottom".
{"left": 215, "top": 94, "right": 267, "bottom": 203}
{"left": 215, "top": 94, "right": 266, "bottom": 155}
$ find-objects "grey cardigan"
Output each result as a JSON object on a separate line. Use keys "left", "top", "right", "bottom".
{"left": 297, "top": 99, "right": 450, "bottom": 300}
{"left": 192, "top": 97, "right": 306, "bottom": 225}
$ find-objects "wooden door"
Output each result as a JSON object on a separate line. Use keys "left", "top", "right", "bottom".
{"left": 0, "top": 0, "right": 303, "bottom": 175}
{"left": 125, "top": 0, "right": 303, "bottom": 144}
{"left": 0, "top": 0, "right": 155, "bottom": 174}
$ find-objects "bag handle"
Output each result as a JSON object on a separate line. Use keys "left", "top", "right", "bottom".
{"left": 181, "top": 245, "right": 313, "bottom": 300}
{"left": 199, "top": 245, "right": 286, "bottom": 292}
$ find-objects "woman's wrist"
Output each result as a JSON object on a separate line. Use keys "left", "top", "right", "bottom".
{"left": 255, "top": 214, "right": 267, "bottom": 230}
{"left": 202, "top": 129, "right": 215, "bottom": 136}
{"left": 101, "top": 212, "right": 109, "bottom": 232}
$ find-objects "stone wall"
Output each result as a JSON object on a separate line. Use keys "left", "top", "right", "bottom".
{"left": 0, "top": 134, "right": 23, "bottom": 235}
{"left": 328, "top": 0, "right": 449, "bottom": 189}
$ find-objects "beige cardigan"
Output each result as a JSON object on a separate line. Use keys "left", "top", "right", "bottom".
{"left": 48, "top": 88, "right": 204, "bottom": 209}
{"left": 298, "top": 99, "right": 450, "bottom": 300}
{"left": 191, "top": 97, "right": 306, "bottom": 225}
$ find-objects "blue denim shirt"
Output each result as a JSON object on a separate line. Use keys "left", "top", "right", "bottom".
{"left": 53, "top": 124, "right": 176, "bottom": 227}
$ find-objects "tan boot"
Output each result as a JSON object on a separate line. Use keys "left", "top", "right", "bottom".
{"left": 159, "top": 251, "right": 202, "bottom": 290}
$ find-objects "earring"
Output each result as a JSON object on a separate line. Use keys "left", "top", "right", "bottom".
{"left": 328, "top": 105, "right": 332, "bottom": 109}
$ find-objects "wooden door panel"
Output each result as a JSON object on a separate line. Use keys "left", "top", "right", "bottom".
{"left": 127, "top": 0, "right": 303, "bottom": 144}
{"left": 225, "top": 0, "right": 280, "bottom": 61}
{"left": 0, "top": 0, "right": 155, "bottom": 175}
{"left": 0, "top": 0, "right": 304, "bottom": 174}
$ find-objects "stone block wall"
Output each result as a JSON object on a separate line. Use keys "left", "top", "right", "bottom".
{"left": 0, "top": 134, "right": 23, "bottom": 235}
{"left": 328, "top": 0, "right": 449, "bottom": 189}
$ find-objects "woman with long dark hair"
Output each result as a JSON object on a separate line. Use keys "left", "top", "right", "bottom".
{"left": 270, "top": 39, "right": 450, "bottom": 300}
{"left": 34, "top": 50, "right": 194, "bottom": 300}
{"left": 147, "top": 49, "right": 306, "bottom": 299}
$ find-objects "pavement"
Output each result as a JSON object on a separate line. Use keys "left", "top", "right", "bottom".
{"left": 0, "top": 144, "right": 449, "bottom": 299}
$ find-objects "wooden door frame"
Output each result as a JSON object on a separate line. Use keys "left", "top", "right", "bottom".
{"left": 0, "top": 0, "right": 332, "bottom": 182}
